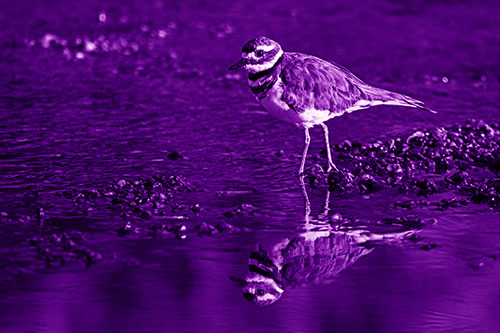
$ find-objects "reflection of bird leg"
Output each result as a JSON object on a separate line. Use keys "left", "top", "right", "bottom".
{"left": 301, "top": 182, "right": 311, "bottom": 224}
{"left": 302, "top": 185, "right": 331, "bottom": 223}
{"left": 318, "top": 189, "right": 331, "bottom": 220}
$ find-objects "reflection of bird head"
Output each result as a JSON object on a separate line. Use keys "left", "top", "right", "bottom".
{"left": 230, "top": 273, "right": 284, "bottom": 306}
{"left": 230, "top": 245, "right": 284, "bottom": 306}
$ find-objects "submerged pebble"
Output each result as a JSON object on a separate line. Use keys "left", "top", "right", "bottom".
{"left": 166, "top": 151, "right": 184, "bottom": 160}
{"left": 223, "top": 204, "right": 259, "bottom": 218}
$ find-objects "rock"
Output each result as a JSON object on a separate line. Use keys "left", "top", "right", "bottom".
{"left": 191, "top": 204, "right": 201, "bottom": 212}
{"left": 223, "top": 204, "right": 258, "bottom": 218}
{"left": 116, "top": 221, "right": 138, "bottom": 236}
{"left": 420, "top": 244, "right": 438, "bottom": 251}
{"left": 193, "top": 222, "right": 217, "bottom": 236}
{"left": 167, "top": 151, "right": 183, "bottom": 160}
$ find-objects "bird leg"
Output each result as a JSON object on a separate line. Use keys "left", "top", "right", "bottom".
{"left": 320, "top": 123, "right": 338, "bottom": 172}
{"left": 301, "top": 182, "right": 311, "bottom": 224}
{"left": 299, "top": 127, "right": 311, "bottom": 183}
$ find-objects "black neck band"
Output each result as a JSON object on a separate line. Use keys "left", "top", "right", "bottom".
{"left": 248, "top": 55, "right": 284, "bottom": 81}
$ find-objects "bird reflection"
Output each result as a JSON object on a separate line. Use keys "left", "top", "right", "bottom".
{"left": 230, "top": 185, "right": 419, "bottom": 306}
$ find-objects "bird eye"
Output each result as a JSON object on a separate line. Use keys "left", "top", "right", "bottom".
{"left": 256, "top": 289, "right": 264, "bottom": 296}
{"left": 256, "top": 50, "right": 264, "bottom": 57}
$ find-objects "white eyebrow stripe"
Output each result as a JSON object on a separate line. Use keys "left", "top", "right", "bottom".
{"left": 256, "top": 44, "right": 275, "bottom": 52}
{"left": 247, "top": 276, "right": 284, "bottom": 293}
{"left": 246, "top": 48, "right": 283, "bottom": 73}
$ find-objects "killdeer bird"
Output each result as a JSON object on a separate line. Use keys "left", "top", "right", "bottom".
{"left": 230, "top": 37, "right": 436, "bottom": 180}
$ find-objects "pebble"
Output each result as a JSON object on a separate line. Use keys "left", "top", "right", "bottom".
{"left": 223, "top": 204, "right": 258, "bottom": 218}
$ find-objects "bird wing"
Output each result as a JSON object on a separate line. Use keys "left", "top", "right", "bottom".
{"left": 279, "top": 54, "right": 368, "bottom": 115}
{"left": 279, "top": 53, "right": 436, "bottom": 115}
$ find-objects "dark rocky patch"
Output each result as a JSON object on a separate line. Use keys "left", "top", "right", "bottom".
{"left": 29, "top": 231, "right": 101, "bottom": 269}
{"left": 307, "top": 120, "right": 500, "bottom": 212}
{"left": 305, "top": 164, "right": 327, "bottom": 189}
{"left": 326, "top": 169, "right": 355, "bottom": 192}
{"left": 56, "top": 175, "right": 195, "bottom": 221}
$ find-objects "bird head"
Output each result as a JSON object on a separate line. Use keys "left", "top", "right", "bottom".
{"left": 229, "top": 36, "right": 283, "bottom": 73}
{"left": 229, "top": 244, "right": 285, "bottom": 306}
{"left": 230, "top": 274, "right": 284, "bottom": 306}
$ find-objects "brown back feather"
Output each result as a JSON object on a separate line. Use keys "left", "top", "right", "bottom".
{"left": 280, "top": 52, "right": 436, "bottom": 115}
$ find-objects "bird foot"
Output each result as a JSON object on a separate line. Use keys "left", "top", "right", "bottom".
{"left": 326, "top": 163, "right": 339, "bottom": 173}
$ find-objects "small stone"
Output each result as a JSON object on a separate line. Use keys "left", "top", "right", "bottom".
{"left": 171, "top": 224, "right": 188, "bottom": 239}
{"left": 98, "top": 12, "right": 107, "bottom": 23}
{"left": 191, "top": 203, "right": 201, "bottom": 212}
{"left": 330, "top": 213, "right": 343, "bottom": 223}
{"left": 116, "top": 221, "right": 137, "bottom": 236}
{"left": 194, "top": 223, "right": 217, "bottom": 235}
{"left": 167, "top": 151, "right": 183, "bottom": 160}
{"left": 223, "top": 203, "right": 258, "bottom": 218}
{"left": 420, "top": 244, "right": 438, "bottom": 251}
{"left": 216, "top": 222, "right": 237, "bottom": 232}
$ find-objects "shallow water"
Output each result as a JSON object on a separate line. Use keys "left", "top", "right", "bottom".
{"left": 1, "top": 0, "right": 500, "bottom": 332}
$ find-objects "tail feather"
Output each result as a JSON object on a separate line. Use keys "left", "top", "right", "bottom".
{"left": 394, "top": 93, "right": 437, "bottom": 114}
{"left": 357, "top": 85, "right": 437, "bottom": 114}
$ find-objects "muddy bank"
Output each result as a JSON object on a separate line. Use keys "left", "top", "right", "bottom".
{"left": 306, "top": 119, "right": 500, "bottom": 212}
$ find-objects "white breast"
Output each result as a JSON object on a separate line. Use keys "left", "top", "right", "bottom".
{"left": 258, "top": 78, "right": 303, "bottom": 126}
{"left": 258, "top": 78, "right": 334, "bottom": 128}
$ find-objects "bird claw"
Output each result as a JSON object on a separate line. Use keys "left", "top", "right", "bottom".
{"left": 326, "top": 164, "right": 339, "bottom": 173}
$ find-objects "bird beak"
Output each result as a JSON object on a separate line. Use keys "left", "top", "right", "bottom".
{"left": 229, "top": 276, "right": 247, "bottom": 287}
{"left": 229, "top": 58, "right": 246, "bottom": 71}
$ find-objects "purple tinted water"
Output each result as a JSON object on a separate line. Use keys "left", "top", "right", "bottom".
{"left": 1, "top": 0, "right": 500, "bottom": 332}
